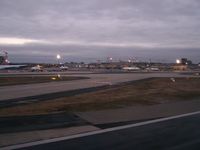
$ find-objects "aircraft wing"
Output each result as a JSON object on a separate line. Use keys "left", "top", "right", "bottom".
{"left": 0, "top": 65, "right": 26, "bottom": 70}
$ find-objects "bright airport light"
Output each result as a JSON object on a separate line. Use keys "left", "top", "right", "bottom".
{"left": 56, "top": 54, "right": 61, "bottom": 59}
{"left": 176, "top": 59, "right": 180, "bottom": 64}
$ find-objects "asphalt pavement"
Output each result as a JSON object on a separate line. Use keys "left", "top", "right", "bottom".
{"left": 8, "top": 112, "right": 200, "bottom": 150}
{"left": 0, "top": 113, "right": 89, "bottom": 134}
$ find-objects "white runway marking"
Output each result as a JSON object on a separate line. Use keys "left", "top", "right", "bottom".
{"left": 2, "top": 110, "right": 200, "bottom": 150}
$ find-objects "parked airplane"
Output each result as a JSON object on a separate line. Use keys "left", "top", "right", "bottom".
{"left": 0, "top": 65, "right": 26, "bottom": 70}
{"left": 122, "top": 66, "right": 140, "bottom": 71}
{"left": 0, "top": 51, "right": 27, "bottom": 70}
{"left": 31, "top": 65, "right": 43, "bottom": 72}
{"left": 146, "top": 67, "right": 159, "bottom": 71}
{"left": 60, "top": 66, "right": 68, "bottom": 70}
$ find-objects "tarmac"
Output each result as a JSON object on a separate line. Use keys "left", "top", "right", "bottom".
{"left": 0, "top": 71, "right": 199, "bottom": 148}
{"left": 1, "top": 99, "right": 200, "bottom": 148}
{"left": 76, "top": 99, "right": 200, "bottom": 124}
{"left": 0, "top": 72, "right": 192, "bottom": 101}
{"left": 0, "top": 125, "right": 99, "bottom": 147}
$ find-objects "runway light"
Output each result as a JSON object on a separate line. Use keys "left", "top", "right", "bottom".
{"left": 57, "top": 74, "right": 61, "bottom": 79}
{"left": 170, "top": 78, "right": 176, "bottom": 82}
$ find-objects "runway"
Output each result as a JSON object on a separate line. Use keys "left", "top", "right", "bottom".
{"left": 0, "top": 72, "right": 190, "bottom": 101}
{"left": 3, "top": 111, "right": 200, "bottom": 150}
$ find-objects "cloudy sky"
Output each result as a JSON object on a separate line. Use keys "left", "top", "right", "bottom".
{"left": 0, "top": 0, "right": 200, "bottom": 63}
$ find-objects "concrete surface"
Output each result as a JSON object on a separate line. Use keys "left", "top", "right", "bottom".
{"left": 0, "top": 72, "right": 199, "bottom": 149}
{"left": 7, "top": 112, "right": 200, "bottom": 150}
{"left": 0, "top": 72, "right": 190, "bottom": 101}
{"left": 76, "top": 99, "right": 200, "bottom": 124}
{"left": 0, "top": 113, "right": 89, "bottom": 134}
{"left": 0, "top": 125, "right": 99, "bottom": 148}
{"left": 2, "top": 99, "right": 200, "bottom": 148}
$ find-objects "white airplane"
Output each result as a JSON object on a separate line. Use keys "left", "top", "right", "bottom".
{"left": 31, "top": 65, "right": 43, "bottom": 71}
{"left": 60, "top": 66, "right": 68, "bottom": 70}
{"left": 146, "top": 67, "right": 159, "bottom": 71}
{"left": 0, "top": 51, "right": 27, "bottom": 70}
{"left": 122, "top": 66, "right": 140, "bottom": 71}
{"left": 0, "top": 65, "right": 26, "bottom": 70}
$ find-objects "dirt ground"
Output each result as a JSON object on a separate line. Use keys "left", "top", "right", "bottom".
{"left": 0, "top": 77, "right": 200, "bottom": 116}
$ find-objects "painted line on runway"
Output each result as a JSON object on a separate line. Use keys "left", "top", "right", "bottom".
{"left": 2, "top": 110, "right": 200, "bottom": 150}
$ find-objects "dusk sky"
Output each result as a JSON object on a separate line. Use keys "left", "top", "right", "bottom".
{"left": 0, "top": 0, "right": 200, "bottom": 63}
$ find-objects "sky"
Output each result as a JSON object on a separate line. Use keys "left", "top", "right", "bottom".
{"left": 0, "top": 0, "right": 200, "bottom": 63}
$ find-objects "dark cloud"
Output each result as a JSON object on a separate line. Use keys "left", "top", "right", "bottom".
{"left": 0, "top": 0, "right": 200, "bottom": 63}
